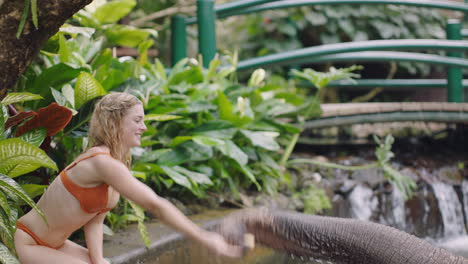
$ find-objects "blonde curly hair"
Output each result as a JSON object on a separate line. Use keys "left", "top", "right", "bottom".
{"left": 88, "top": 92, "right": 142, "bottom": 168}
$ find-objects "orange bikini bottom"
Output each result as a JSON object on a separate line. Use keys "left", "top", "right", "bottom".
{"left": 16, "top": 221, "right": 63, "bottom": 250}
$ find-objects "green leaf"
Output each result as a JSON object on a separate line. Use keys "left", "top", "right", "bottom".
{"left": 105, "top": 25, "right": 151, "bottom": 47}
{"left": 138, "top": 149, "right": 170, "bottom": 163}
{"left": 0, "top": 241, "right": 19, "bottom": 264}
{"left": 144, "top": 114, "right": 182, "bottom": 122}
{"left": 138, "top": 39, "right": 154, "bottom": 65}
{"left": 192, "top": 121, "right": 236, "bottom": 139}
{"left": 215, "top": 140, "right": 248, "bottom": 166}
{"left": 170, "top": 136, "right": 192, "bottom": 148}
{"left": 172, "top": 166, "right": 212, "bottom": 185}
{"left": 160, "top": 166, "right": 191, "bottom": 189}
{"left": 128, "top": 200, "right": 150, "bottom": 248}
{"left": 32, "top": 63, "right": 86, "bottom": 97}
{"left": 19, "top": 128, "right": 46, "bottom": 147}
{"left": 0, "top": 174, "right": 46, "bottom": 225}
{"left": 64, "top": 97, "right": 99, "bottom": 134}
{"left": 59, "top": 25, "right": 96, "bottom": 38}
{"left": 30, "top": 0, "right": 38, "bottom": 29}
{"left": 157, "top": 148, "right": 190, "bottom": 166}
{"left": 0, "top": 107, "right": 4, "bottom": 139}
{"left": 16, "top": 0, "right": 30, "bottom": 39}
{"left": 0, "top": 138, "right": 57, "bottom": 178}
{"left": 20, "top": 184, "right": 47, "bottom": 199}
{"left": 181, "top": 141, "right": 213, "bottom": 161}
{"left": 192, "top": 135, "right": 225, "bottom": 147}
{"left": 58, "top": 34, "right": 71, "bottom": 63}
{"left": 93, "top": 0, "right": 136, "bottom": 24}
{"left": 0, "top": 192, "right": 10, "bottom": 223}
{"left": 238, "top": 165, "right": 261, "bottom": 190}
{"left": 1, "top": 92, "right": 43, "bottom": 106}
{"left": 74, "top": 72, "right": 106, "bottom": 109}
{"left": 131, "top": 171, "right": 146, "bottom": 180}
{"left": 240, "top": 130, "right": 280, "bottom": 151}
{"left": 168, "top": 66, "right": 203, "bottom": 86}
{"left": 51, "top": 88, "right": 71, "bottom": 108}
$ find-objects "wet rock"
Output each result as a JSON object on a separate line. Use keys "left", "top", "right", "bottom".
{"left": 436, "top": 166, "right": 463, "bottom": 185}
{"left": 254, "top": 193, "right": 297, "bottom": 211}
{"left": 351, "top": 167, "right": 384, "bottom": 187}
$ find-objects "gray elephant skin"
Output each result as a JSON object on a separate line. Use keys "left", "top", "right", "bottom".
{"left": 217, "top": 208, "right": 468, "bottom": 264}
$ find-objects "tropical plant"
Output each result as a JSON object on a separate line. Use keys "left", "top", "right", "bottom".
{"left": 0, "top": 93, "right": 63, "bottom": 264}
{"left": 288, "top": 134, "right": 417, "bottom": 200}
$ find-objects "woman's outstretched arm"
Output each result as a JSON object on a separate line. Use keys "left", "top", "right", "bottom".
{"left": 93, "top": 155, "right": 242, "bottom": 258}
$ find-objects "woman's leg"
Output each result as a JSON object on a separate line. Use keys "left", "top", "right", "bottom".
{"left": 14, "top": 229, "right": 91, "bottom": 264}
{"left": 58, "top": 239, "right": 92, "bottom": 262}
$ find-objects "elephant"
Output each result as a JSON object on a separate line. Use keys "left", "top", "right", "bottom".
{"left": 216, "top": 208, "right": 468, "bottom": 264}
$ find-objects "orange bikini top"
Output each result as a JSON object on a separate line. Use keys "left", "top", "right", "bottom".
{"left": 60, "top": 152, "right": 114, "bottom": 214}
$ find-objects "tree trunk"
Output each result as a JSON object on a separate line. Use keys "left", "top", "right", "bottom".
{"left": 0, "top": 0, "right": 92, "bottom": 100}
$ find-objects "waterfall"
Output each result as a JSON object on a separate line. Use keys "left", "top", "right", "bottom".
{"left": 379, "top": 183, "right": 406, "bottom": 230}
{"left": 348, "top": 184, "right": 377, "bottom": 221}
{"left": 463, "top": 179, "right": 468, "bottom": 229}
{"left": 431, "top": 182, "right": 466, "bottom": 238}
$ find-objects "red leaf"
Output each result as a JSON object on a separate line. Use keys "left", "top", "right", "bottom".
{"left": 5, "top": 111, "right": 37, "bottom": 130}
{"left": 15, "top": 103, "right": 73, "bottom": 137}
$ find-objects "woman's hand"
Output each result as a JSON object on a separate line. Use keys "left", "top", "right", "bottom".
{"left": 199, "top": 231, "right": 243, "bottom": 258}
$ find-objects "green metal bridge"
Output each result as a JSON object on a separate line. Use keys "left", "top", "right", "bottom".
{"left": 170, "top": 0, "right": 468, "bottom": 129}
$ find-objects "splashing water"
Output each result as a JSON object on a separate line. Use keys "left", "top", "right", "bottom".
{"left": 431, "top": 182, "right": 466, "bottom": 239}
{"left": 348, "top": 184, "right": 377, "bottom": 221}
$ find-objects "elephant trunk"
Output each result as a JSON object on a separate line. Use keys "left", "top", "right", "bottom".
{"left": 217, "top": 209, "right": 468, "bottom": 264}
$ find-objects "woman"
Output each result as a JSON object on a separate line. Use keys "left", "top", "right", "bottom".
{"left": 14, "top": 92, "right": 242, "bottom": 264}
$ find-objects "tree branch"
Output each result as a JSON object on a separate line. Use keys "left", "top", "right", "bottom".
{"left": 0, "top": 0, "right": 92, "bottom": 100}
{"left": 131, "top": 5, "right": 196, "bottom": 27}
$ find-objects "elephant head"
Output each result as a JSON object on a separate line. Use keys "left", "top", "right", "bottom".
{"left": 216, "top": 208, "right": 467, "bottom": 264}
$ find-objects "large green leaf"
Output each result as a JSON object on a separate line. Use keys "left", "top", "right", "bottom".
{"left": 19, "top": 128, "right": 46, "bottom": 147}
{"left": 157, "top": 148, "right": 190, "bottom": 166}
{"left": 240, "top": 130, "right": 280, "bottom": 151}
{"left": 192, "top": 121, "right": 236, "bottom": 140}
{"left": 64, "top": 97, "right": 100, "bottom": 134}
{"left": 0, "top": 192, "right": 10, "bottom": 224}
{"left": 32, "top": 63, "right": 86, "bottom": 97}
{"left": 160, "top": 166, "right": 191, "bottom": 189}
{"left": 215, "top": 140, "right": 248, "bottom": 166}
{"left": 20, "top": 184, "right": 47, "bottom": 199}
{"left": 0, "top": 174, "right": 46, "bottom": 224}
{"left": 192, "top": 135, "right": 224, "bottom": 147}
{"left": 238, "top": 165, "right": 261, "bottom": 190}
{"left": 0, "top": 138, "right": 57, "bottom": 178}
{"left": 105, "top": 25, "right": 152, "bottom": 47}
{"left": 172, "top": 166, "right": 212, "bottom": 185}
{"left": 0, "top": 93, "right": 43, "bottom": 106}
{"left": 0, "top": 242, "right": 19, "bottom": 264}
{"left": 74, "top": 72, "right": 106, "bottom": 109}
{"left": 93, "top": 0, "right": 136, "bottom": 24}
{"left": 137, "top": 149, "right": 170, "bottom": 163}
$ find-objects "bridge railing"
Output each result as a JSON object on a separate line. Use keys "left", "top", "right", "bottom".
{"left": 170, "top": 0, "right": 468, "bottom": 102}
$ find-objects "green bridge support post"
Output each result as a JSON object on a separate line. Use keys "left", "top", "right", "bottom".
{"left": 446, "top": 19, "right": 463, "bottom": 102}
{"left": 171, "top": 15, "right": 187, "bottom": 66}
{"left": 197, "top": 0, "right": 217, "bottom": 68}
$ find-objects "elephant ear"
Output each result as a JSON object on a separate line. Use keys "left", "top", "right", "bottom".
{"left": 5, "top": 111, "right": 37, "bottom": 130}
{"left": 15, "top": 103, "right": 73, "bottom": 137}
